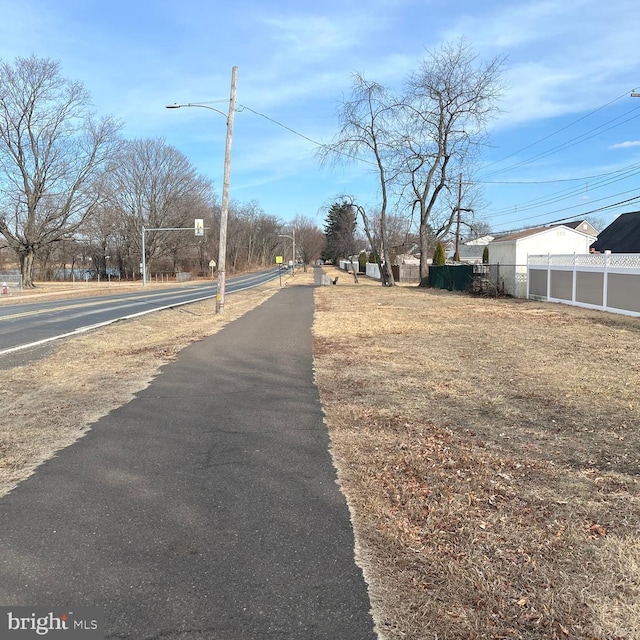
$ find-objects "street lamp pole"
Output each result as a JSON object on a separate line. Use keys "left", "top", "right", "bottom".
{"left": 278, "top": 229, "right": 296, "bottom": 274}
{"left": 166, "top": 65, "right": 238, "bottom": 314}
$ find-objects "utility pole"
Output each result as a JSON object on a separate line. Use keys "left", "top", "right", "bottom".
{"left": 453, "top": 173, "right": 473, "bottom": 262}
{"left": 216, "top": 65, "right": 238, "bottom": 314}
{"left": 454, "top": 172, "right": 462, "bottom": 262}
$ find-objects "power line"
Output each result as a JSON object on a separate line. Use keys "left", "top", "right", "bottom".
{"left": 481, "top": 106, "right": 640, "bottom": 179}
{"left": 477, "top": 161, "right": 640, "bottom": 184}
{"left": 237, "top": 104, "right": 325, "bottom": 147}
{"left": 491, "top": 189, "right": 640, "bottom": 232}
{"left": 238, "top": 103, "right": 380, "bottom": 167}
{"left": 483, "top": 162, "right": 640, "bottom": 219}
{"left": 476, "top": 89, "right": 634, "bottom": 178}
{"left": 495, "top": 195, "right": 640, "bottom": 235}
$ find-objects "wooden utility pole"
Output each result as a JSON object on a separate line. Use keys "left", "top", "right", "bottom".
{"left": 216, "top": 65, "right": 238, "bottom": 314}
{"left": 454, "top": 173, "right": 462, "bottom": 262}
{"left": 453, "top": 173, "right": 473, "bottom": 262}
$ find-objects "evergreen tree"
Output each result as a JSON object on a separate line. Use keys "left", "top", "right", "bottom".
{"left": 322, "top": 201, "right": 357, "bottom": 264}
{"left": 358, "top": 251, "right": 368, "bottom": 272}
{"left": 433, "top": 242, "right": 446, "bottom": 266}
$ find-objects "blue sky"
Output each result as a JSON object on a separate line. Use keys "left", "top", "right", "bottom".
{"left": 2, "top": 0, "right": 640, "bottom": 234}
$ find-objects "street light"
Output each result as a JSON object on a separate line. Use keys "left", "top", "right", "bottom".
{"left": 278, "top": 229, "right": 296, "bottom": 274}
{"left": 166, "top": 65, "right": 238, "bottom": 314}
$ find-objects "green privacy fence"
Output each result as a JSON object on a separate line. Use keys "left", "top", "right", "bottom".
{"left": 428, "top": 264, "right": 474, "bottom": 291}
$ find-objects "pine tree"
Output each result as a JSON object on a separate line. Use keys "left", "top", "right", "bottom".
{"left": 433, "top": 242, "right": 446, "bottom": 266}
{"left": 322, "top": 201, "right": 357, "bottom": 264}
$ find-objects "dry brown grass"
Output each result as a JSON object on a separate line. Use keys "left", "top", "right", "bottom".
{"left": 313, "top": 267, "right": 640, "bottom": 640}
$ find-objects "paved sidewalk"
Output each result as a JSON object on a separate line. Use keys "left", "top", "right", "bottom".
{"left": 0, "top": 280, "right": 376, "bottom": 639}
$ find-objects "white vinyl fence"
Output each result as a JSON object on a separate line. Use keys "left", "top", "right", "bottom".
{"left": 528, "top": 253, "right": 640, "bottom": 317}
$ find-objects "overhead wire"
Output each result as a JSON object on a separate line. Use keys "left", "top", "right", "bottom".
{"left": 483, "top": 161, "right": 640, "bottom": 219}
{"left": 476, "top": 89, "right": 634, "bottom": 178}
{"left": 238, "top": 103, "right": 382, "bottom": 167}
{"left": 237, "top": 104, "right": 326, "bottom": 148}
{"left": 474, "top": 92, "right": 640, "bottom": 227}
{"left": 479, "top": 105, "right": 640, "bottom": 179}
{"left": 492, "top": 187, "right": 640, "bottom": 231}
{"left": 495, "top": 194, "right": 640, "bottom": 234}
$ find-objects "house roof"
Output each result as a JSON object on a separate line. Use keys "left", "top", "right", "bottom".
{"left": 590, "top": 211, "right": 640, "bottom": 253}
{"left": 458, "top": 245, "right": 486, "bottom": 259}
{"left": 491, "top": 223, "right": 594, "bottom": 244}
{"left": 490, "top": 226, "right": 552, "bottom": 243}
{"left": 464, "top": 234, "right": 494, "bottom": 246}
{"left": 551, "top": 220, "right": 599, "bottom": 236}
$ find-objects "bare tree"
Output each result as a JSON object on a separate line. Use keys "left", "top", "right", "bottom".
{"left": 221, "top": 200, "right": 283, "bottom": 272}
{"left": 319, "top": 74, "right": 398, "bottom": 285}
{"left": 80, "top": 202, "right": 121, "bottom": 278}
{"left": 255, "top": 215, "right": 282, "bottom": 268}
{"left": 0, "top": 55, "right": 122, "bottom": 287}
{"left": 383, "top": 212, "right": 417, "bottom": 265}
{"left": 106, "top": 138, "right": 213, "bottom": 277}
{"left": 400, "top": 39, "right": 504, "bottom": 284}
{"left": 292, "top": 215, "right": 326, "bottom": 270}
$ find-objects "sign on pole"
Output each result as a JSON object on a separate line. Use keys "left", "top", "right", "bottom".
{"left": 195, "top": 219, "right": 204, "bottom": 236}
{"left": 275, "top": 256, "right": 283, "bottom": 264}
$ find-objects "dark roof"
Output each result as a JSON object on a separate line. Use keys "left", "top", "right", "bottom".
{"left": 560, "top": 220, "right": 586, "bottom": 230}
{"left": 553, "top": 220, "right": 598, "bottom": 234}
{"left": 590, "top": 211, "right": 640, "bottom": 253}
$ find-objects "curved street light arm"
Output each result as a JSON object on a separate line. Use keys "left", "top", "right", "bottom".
{"left": 166, "top": 103, "right": 229, "bottom": 120}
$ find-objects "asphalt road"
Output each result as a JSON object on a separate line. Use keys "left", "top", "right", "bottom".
{"left": 0, "top": 275, "right": 377, "bottom": 639}
{"left": 0, "top": 268, "right": 282, "bottom": 356}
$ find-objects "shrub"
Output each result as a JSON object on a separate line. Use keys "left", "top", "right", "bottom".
{"left": 433, "top": 242, "right": 446, "bottom": 266}
{"left": 359, "top": 251, "right": 368, "bottom": 272}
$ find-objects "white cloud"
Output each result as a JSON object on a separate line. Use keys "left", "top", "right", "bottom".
{"left": 610, "top": 141, "right": 640, "bottom": 149}
{"left": 443, "top": 0, "right": 640, "bottom": 128}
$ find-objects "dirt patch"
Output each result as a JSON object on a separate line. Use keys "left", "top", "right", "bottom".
{"left": 313, "top": 267, "right": 640, "bottom": 640}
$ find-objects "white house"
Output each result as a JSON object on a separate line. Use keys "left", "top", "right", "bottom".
{"left": 487, "top": 225, "right": 597, "bottom": 297}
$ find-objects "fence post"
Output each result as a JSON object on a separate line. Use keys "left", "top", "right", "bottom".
{"left": 602, "top": 250, "right": 611, "bottom": 311}
{"left": 572, "top": 252, "right": 577, "bottom": 304}
{"left": 546, "top": 253, "right": 551, "bottom": 301}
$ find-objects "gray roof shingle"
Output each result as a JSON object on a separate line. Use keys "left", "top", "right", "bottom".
{"left": 590, "top": 212, "right": 640, "bottom": 253}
